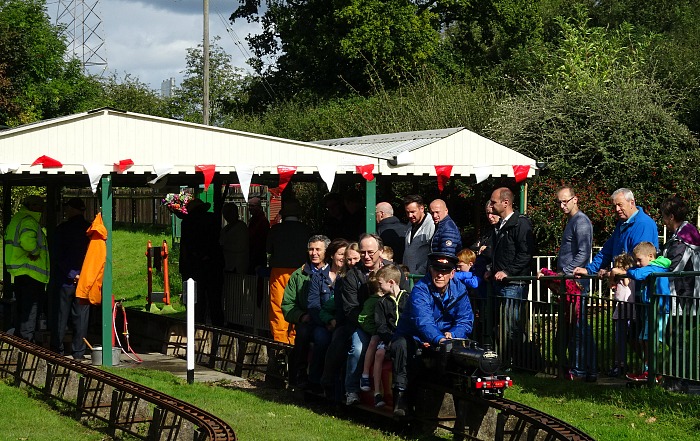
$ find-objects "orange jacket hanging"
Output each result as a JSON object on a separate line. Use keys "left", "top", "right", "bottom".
{"left": 76, "top": 212, "right": 108, "bottom": 305}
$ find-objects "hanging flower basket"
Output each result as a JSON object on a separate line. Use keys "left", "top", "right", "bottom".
{"left": 162, "top": 190, "right": 193, "bottom": 215}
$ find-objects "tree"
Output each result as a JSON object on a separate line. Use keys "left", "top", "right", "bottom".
{"left": 485, "top": 14, "right": 700, "bottom": 251}
{"left": 230, "top": 0, "right": 440, "bottom": 103}
{"left": 0, "top": 0, "right": 100, "bottom": 126}
{"left": 85, "top": 73, "right": 170, "bottom": 117}
{"left": 168, "top": 39, "right": 248, "bottom": 126}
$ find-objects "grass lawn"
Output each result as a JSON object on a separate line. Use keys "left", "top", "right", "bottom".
{"left": 111, "top": 225, "right": 184, "bottom": 312}
{"left": 506, "top": 372, "right": 700, "bottom": 440}
{"left": 0, "top": 380, "right": 105, "bottom": 441}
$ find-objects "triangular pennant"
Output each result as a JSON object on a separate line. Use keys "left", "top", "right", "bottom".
{"left": 0, "top": 163, "right": 20, "bottom": 174}
{"left": 277, "top": 165, "right": 297, "bottom": 193}
{"left": 235, "top": 165, "right": 255, "bottom": 202}
{"left": 114, "top": 159, "right": 134, "bottom": 173}
{"left": 148, "top": 163, "right": 174, "bottom": 184}
{"left": 317, "top": 164, "right": 337, "bottom": 191}
{"left": 434, "top": 165, "right": 453, "bottom": 192}
{"left": 355, "top": 164, "right": 375, "bottom": 181}
{"left": 195, "top": 164, "right": 216, "bottom": 191}
{"left": 31, "top": 155, "right": 62, "bottom": 168}
{"left": 83, "top": 163, "right": 105, "bottom": 194}
{"left": 473, "top": 164, "right": 491, "bottom": 184}
{"left": 513, "top": 165, "right": 531, "bottom": 183}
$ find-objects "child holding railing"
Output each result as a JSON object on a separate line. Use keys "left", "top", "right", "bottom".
{"left": 608, "top": 253, "right": 636, "bottom": 377}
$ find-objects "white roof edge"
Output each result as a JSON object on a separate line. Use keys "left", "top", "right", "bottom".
{"left": 0, "top": 107, "right": 368, "bottom": 157}
{"left": 315, "top": 127, "right": 464, "bottom": 146}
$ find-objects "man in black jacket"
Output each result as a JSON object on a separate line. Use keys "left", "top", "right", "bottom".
{"left": 320, "top": 233, "right": 409, "bottom": 403}
{"left": 375, "top": 202, "right": 408, "bottom": 263}
{"left": 485, "top": 187, "right": 536, "bottom": 363}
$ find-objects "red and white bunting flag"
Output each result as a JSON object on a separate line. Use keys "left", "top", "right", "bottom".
{"left": 473, "top": 164, "right": 491, "bottom": 184}
{"left": 31, "top": 155, "right": 62, "bottom": 168}
{"left": 317, "top": 164, "right": 337, "bottom": 191}
{"left": 512, "top": 165, "right": 531, "bottom": 183}
{"left": 0, "top": 163, "right": 20, "bottom": 174}
{"left": 148, "top": 163, "right": 174, "bottom": 184}
{"left": 195, "top": 164, "right": 216, "bottom": 191}
{"left": 355, "top": 164, "right": 375, "bottom": 181}
{"left": 114, "top": 159, "right": 134, "bottom": 173}
{"left": 435, "top": 165, "right": 453, "bottom": 192}
{"left": 277, "top": 165, "right": 297, "bottom": 193}
{"left": 83, "top": 163, "right": 104, "bottom": 193}
{"left": 235, "top": 165, "right": 255, "bottom": 202}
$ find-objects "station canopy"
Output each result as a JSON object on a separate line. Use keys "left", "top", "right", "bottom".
{"left": 316, "top": 127, "right": 537, "bottom": 183}
{"left": 0, "top": 108, "right": 537, "bottom": 193}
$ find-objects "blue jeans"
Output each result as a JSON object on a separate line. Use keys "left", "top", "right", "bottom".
{"left": 570, "top": 292, "right": 598, "bottom": 377}
{"left": 496, "top": 283, "right": 528, "bottom": 341}
{"left": 345, "top": 328, "right": 370, "bottom": 393}
{"left": 309, "top": 326, "right": 332, "bottom": 385}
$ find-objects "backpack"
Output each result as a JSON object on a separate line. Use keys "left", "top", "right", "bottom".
{"left": 663, "top": 223, "right": 700, "bottom": 315}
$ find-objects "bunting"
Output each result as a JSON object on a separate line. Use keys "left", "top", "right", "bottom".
{"left": 277, "top": 166, "right": 297, "bottom": 193}
{"left": 434, "top": 165, "right": 453, "bottom": 192}
{"left": 355, "top": 164, "right": 375, "bottom": 181}
{"left": 31, "top": 155, "right": 62, "bottom": 168}
{"left": 512, "top": 165, "right": 531, "bottom": 183}
{"left": 195, "top": 164, "right": 216, "bottom": 191}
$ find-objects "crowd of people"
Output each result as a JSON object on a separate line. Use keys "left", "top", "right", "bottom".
{"left": 4, "top": 196, "right": 106, "bottom": 361}
{"left": 6, "top": 183, "right": 698, "bottom": 411}
{"left": 264, "top": 186, "right": 700, "bottom": 413}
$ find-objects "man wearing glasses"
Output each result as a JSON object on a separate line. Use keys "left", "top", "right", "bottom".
{"left": 390, "top": 252, "right": 474, "bottom": 416}
{"left": 554, "top": 186, "right": 596, "bottom": 381}
{"left": 321, "top": 233, "right": 408, "bottom": 404}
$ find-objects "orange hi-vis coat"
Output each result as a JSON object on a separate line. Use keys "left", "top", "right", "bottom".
{"left": 76, "top": 213, "right": 108, "bottom": 305}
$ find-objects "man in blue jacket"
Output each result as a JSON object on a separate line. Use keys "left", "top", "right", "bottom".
{"left": 429, "top": 199, "right": 462, "bottom": 255}
{"left": 391, "top": 252, "right": 474, "bottom": 417}
{"left": 574, "top": 188, "right": 659, "bottom": 278}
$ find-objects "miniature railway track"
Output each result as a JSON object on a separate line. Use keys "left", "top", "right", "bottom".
{"left": 129, "top": 310, "right": 595, "bottom": 441}
{"left": 0, "top": 331, "right": 236, "bottom": 441}
{"left": 483, "top": 396, "right": 593, "bottom": 441}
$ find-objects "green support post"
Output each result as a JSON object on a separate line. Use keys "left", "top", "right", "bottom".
{"left": 101, "top": 176, "right": 113, "bottom": 366}
{"left": 365, "top": 178, "right": 377, "bottom": 233}
{"left": 196, "top": 184, "right": 215, "bottom": 211}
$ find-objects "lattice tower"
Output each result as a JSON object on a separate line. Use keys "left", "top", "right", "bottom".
{"left": 53, "top": 0, "right": 108, "bottom": 73}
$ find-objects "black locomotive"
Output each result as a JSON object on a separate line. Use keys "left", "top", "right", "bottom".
{"left": 421, "top": 338, "right": 512, "bottom": 397}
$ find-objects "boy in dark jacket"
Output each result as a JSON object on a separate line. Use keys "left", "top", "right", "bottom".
{"left": 361, "top": 265, "right": 408, "bottom": 408}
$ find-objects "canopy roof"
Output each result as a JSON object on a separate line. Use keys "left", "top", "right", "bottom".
{"left": 316, "top": 127, "right": 537, "bottom": 178}
{"left": 0, "top": 108, "right": 537, "bottom": 187}
{"left": 0, "top": 108, "right": 376, "bottom": 186}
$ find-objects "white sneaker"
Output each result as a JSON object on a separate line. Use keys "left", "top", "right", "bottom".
{"left": 345, "top": 392, "right": 360, "bottom": 406}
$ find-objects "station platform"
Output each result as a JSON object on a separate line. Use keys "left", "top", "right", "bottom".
{"left": 95, "top": 350, "right": 246, "bottom": 383}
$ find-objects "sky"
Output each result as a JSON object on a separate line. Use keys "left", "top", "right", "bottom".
{"left": 47, "top": 0, "right": 262, "bottom": 93}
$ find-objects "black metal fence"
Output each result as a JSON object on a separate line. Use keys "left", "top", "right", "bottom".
{"left": 221, "top": 270, "right": 700, "bottom": 387}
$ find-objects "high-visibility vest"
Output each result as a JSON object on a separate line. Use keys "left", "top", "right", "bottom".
{"left": 4, "top": 207, "right": 50, "bottom": 284}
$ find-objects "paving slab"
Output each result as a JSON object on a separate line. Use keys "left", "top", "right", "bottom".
{"left": 107, "top": 351, "right": 245, "bottom": 383}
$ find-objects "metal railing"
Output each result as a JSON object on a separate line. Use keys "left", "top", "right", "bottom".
{"left": 220, "top": 268, "right": 700, "bottom": 386}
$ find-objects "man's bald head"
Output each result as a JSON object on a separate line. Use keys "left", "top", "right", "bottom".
{"left": 375, "top": 202, "right": 394, "bottom": 223}
{"left": 429, "top": 199, "right": 449, "bottom": 224}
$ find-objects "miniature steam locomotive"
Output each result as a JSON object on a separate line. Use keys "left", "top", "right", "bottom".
{"left": 421, "top": 338, "right": 513, "bottom": 397}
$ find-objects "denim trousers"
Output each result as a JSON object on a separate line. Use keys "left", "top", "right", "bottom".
{"left": 344, "top": 328, "right": 370, "bottom": 393}
{"left": 570, "top": 292, "right": 598, "bottom": 376}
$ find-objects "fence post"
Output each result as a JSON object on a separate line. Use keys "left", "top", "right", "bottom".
{"left": 485, "top": 282, "right": 494, "bottom": 347}
{"left": 648, "top": 275, "right": 657, "bottom": 386}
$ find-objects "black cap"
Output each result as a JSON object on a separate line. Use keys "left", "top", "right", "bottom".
{"left": 64, "top": 197, "right": 86, "bottom": 211}
{"left": 428, "top": 252, "right": 458, "bottom": 271}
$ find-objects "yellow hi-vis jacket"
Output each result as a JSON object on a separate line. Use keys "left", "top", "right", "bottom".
{"left": 4, "top": 207, "right": 49, "bottom": 284}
